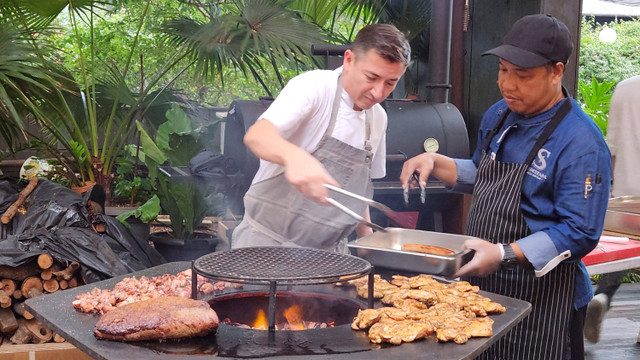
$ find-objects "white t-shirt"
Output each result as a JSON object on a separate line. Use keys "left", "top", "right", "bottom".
{"left": 251, "top": 67, "right": 387, "bottom": 184}
{"left": 607, "top": 74, "right": 640, "bottom": 197}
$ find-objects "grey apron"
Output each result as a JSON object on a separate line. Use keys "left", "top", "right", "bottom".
{"left": 232, "top": 76, "right": 374, "bottom": 253}
{"left": 465, "top": 99, "right": 576, "bottom": 360}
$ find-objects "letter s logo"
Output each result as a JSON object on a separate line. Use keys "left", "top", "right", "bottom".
{"left": 533, "top": 149, "right": 550, "bottom": 170}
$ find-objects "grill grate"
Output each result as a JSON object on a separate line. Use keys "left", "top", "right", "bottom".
{"left": 193, "top": 246, "right": 371, "bottom": 285}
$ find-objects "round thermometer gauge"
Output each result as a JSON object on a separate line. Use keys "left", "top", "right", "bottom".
{"left": 423, "top": 138, "right": 439, "bottom": 153}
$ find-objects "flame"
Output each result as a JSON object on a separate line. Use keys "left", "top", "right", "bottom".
{"left": 283, "top": 304, "right": 305, "bottom": 330}
{"left": 252, "top": 309, "right": 268, "bottom": 330}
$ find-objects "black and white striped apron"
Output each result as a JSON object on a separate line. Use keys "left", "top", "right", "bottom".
{"left": 465, "top": 99, "right": 577, "bottom": 360}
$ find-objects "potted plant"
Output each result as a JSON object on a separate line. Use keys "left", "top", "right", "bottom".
{"left": 118, "top": 104, "right": 223, "bottom": 261}
{"left": 0, "top": 0, "right": 191, "bottom": 203}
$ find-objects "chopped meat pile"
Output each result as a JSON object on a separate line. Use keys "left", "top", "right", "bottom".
{"left": 94, "top": 296, "right": 219, "bottom": 342}
{"left": 345, "top": 274, "right": 505, "bottom": 345}
{"left": 73, "top": 269, "right": 237, "bottom": 314}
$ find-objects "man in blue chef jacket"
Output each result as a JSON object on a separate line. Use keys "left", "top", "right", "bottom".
{"left": 401, "top": 14, "right": 611, "bottom": 360}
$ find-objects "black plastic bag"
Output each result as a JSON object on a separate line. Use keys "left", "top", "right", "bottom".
{"left": 189, "top": 150, "right": 238, "bottom": 179}
{"left": 0, "top": 178, "right": 165, "bottom": 283}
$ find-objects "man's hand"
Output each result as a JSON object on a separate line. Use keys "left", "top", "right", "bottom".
{"left": 449, "top": 238, "right": 503, "bottom": 278}
{"left": 399, "top": 152, "right": 458, "bottom": 190}
{"left": 284, "top": 148, "right": 339, "bottom": 204}
{"left": 244, "top": 119, "right": 339, "bottom": 204}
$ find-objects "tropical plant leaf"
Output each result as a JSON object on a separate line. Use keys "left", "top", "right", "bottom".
{"left": 116, "top": 194, "right": 160, "bottom": 225}
{"left": 578, "top": 77, "right": 616, "bottom": 136}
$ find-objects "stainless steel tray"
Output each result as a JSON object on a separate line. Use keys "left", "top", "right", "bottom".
{"left": 608, "top": 196, "right": 640, "bottom": 215}
{"left": 348, "top": 228, "right": 476, "bottom": 276}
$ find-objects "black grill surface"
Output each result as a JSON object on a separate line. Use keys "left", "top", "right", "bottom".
{"left": 25, "top": 261, "right": 532, "bottom": 360}
{"left": 194, "top": 247, "right": 371, "bottom": 284}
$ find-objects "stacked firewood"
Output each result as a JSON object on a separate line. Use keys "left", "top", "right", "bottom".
{"left": 0, "top": 253, "right": 82, "bottom": 345}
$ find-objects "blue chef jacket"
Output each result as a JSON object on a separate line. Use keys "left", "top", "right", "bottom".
{"left": 452, "top": 97, "right": 612, "bottom": 309}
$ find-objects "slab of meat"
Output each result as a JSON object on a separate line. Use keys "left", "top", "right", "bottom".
{"left": 94, "top": 296, "right": 219, "bottom": 342}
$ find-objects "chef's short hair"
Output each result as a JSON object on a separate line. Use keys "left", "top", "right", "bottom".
{"left": 351, "top": 24, "right": 411, "bottom": 66}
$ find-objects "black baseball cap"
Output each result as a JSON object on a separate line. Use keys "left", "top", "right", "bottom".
{"left": 483, "top": 14, "right": 573, "bottom": 68}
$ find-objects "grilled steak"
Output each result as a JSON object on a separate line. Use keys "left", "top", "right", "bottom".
{"left": 94, "top": 296, "right": 219, "bottom": 341}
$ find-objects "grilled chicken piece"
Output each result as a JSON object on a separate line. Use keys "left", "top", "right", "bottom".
{"left": 94, "top": 296, "right": 219, "bottom": 342}
{"left": 392, "top": 298, "right": 428, "bottom": 313}
{"left": 368, "top": 319, "right": 433, "bottom": 345}
{"left": 356, "top": 278, "right": 397, "bottom": 299}
{"left": 351, "top": 307, "right": 408, "bottom": 330}
{"left": 436, "top": 317, "right": 494, "bottom": 344}
{"left": 352, "top": 309, "right": 382, "bottom": 330}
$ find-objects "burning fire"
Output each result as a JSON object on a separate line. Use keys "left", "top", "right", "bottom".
{"left": 252, "top": 309, "right": 268, "bottom": 330}
{"left": 244, "top": 304, "right": 335, "bottom": 331}
{"left": 283, "top": 305, "right": 305, "bottom": 330}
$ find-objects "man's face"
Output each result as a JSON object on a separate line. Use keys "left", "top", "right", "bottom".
{"left": 342, "top": 49, "right": 406, "bottom": 111}
{"left": 497, "top": 59, "right": 564, "bottom": 117}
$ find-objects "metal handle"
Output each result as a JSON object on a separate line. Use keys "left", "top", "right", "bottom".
{"left": 324, "top": 184, "right": 393, "bottom": 214}
{"left": 325, "top": 197, "right": 386, "bottom": 232}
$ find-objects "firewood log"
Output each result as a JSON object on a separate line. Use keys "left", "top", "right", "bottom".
{"left": 53, "top": 333, "right": 65, "bottom": 343}
{"left": 0, "top": 261, "right": 40, "bottom": 281}
{"left": 68, "top": 277, "right": 78, "bottom": 288}
{"left": 9, "top": 319, "right": 30, "bottom": 344}
{"left": 1, "top": 307, "right": 19, "bottom": 333}
{"left": 37, "top": 253, "right": 53, "bottom": 270}
{"left": 21, "top": 277, "right": 43, "bottom": 299}
{"left": 53, "top": 262, "right": 80, "bottom": 281}
{"left": 0, "top": 307, "right": 18, "bottom": 333}
{"left": 24, "top": 318, "right": 53, "bottom": 343}
{"left": 12, "top": 301, "right": 34, "bottom": 320}
{"left": 1, "top": 177, "right": 38, "bottom": 224}
{"left": 59, "top": 279, "right": 68, "bottom": 290}
{"left": 43, "top": 279, "right": 59, "bottom": 293}
{"left": 0, "top": 290, "right": 11, "bottom": 308}
{"left": 40, "top": 263, "right": 62, "bottom": 281}
{"left": 0, "top": 279, "right": 16, "bottom": 294}
{"left": 13, "top": 289, "right": 23, "bottom": 300}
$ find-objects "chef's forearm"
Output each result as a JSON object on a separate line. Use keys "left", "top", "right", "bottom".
{"left": 244, "top": 118, "right": 302, "bottom": 166}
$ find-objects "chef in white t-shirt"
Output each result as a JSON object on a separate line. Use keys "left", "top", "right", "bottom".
{"left": 232, "top": 24, "right": 410, "bottom": 253}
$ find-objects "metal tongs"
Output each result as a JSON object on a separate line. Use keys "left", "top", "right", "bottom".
{"left": 324, "top": 184, "right": 389, "bottom": 232}
{"left": 403, "top": 172, "right": 426, "bottom": 206}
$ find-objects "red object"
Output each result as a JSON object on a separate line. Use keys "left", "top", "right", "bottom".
{"left": 387, "top": 211, "right": 419, "bottom": 229}
{"left": 582, "top": 239, "right": 640, "bottom": 266}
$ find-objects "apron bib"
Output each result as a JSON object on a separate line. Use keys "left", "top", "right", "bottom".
{"left": 465, "top": 99, "right": 576, "bottom": 360}
{"left": 232, "top": 76, "right": 374, "bottom": 253}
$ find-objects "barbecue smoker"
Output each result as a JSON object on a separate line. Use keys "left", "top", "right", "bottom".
{"left": 224, "top": 97, "right": 469, "bottom": 231}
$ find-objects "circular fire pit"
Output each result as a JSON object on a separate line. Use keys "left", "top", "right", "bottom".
{"left": 192, "top": 247, "right": 375, "bottom": 331}
{"left": 210, "top": 291, "right": 362, "bottom": 331}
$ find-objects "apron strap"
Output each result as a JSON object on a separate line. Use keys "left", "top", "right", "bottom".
{"left": 483, "top": 109, "right": 511, "bottom": 152}
{"left": 318, "top": 74, "right": 373, "bottom": 151}
{"left": 524, "top": 98, "right": 572, "bottom": 165}
{"left": 483, "top": 95, "right": 573, "bottom": 165}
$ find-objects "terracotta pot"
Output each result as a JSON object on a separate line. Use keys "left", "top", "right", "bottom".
{"left": 71, "top": 181, "right": 96, "bottom": 195}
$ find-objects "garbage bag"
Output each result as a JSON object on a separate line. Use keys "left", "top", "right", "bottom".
{"left": 0, "top": 178, "right": 165, "bottom": 283}
{"left": 189, "top": 150, "right": 238, "bottom": 179}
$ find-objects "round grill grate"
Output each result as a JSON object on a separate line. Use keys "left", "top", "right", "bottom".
{"left": 193, "top": 246, "right": 371, "bottom": 285}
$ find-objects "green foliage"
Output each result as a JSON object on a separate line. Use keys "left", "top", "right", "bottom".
{"left": 577, "top": 77, "right": 615, "bottom": 136}
{"left": 579, "top": 17, "right": 640, "bottom": 85}
{"left": 134, "top": 104, "right": 223, "bottom": 239}
{"left": 578, "top": 17, "right": 640, "bottom": 138}
{"left": 116, "top": 194, "right": 160, "bottom": 225}
{"left": 112, "top": 145, "right": 155, "bottom": 205}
